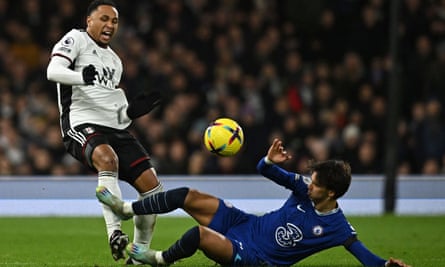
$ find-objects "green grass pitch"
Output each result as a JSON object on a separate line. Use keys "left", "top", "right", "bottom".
{"left": 0, "top": 215, "right": 443, "bottom": 266}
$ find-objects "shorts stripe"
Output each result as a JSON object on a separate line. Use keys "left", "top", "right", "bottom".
{"left": 67, "top": 128, "right": 87, "bottom": 145}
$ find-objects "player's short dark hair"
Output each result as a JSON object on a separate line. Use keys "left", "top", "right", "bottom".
{"left": 308, "top": 160, "right": 351, "bottom": 199}
{"left": 87, "top": 0, "right": 117, "bottom": 15}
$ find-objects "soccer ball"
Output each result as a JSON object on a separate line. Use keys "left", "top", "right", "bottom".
{"left": 204, "top": 118, "right": 244, "bottom": 156}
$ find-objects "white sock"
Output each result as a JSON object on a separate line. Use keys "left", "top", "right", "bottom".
{"left": 155, "top": 250, "right": 166, "bottom": 264}
{"left": 98, "top": 171, "right": 122, "bottom": 239}
{"left": 133, "top": 183, "right": 163, "bottom": 246}
{"left": 123, "top": 202, "right": 134, "bottom": 215}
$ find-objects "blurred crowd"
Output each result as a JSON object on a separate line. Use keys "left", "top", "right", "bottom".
{"left": 1, "top": 0, "right": 445, "bottom": 176}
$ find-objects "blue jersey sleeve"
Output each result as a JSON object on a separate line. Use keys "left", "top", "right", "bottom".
{"left": 256, "top": 157, "right": 309, "bottom": 194}
{"left": 346, "top": 240, "right": 387, "bottom": 267}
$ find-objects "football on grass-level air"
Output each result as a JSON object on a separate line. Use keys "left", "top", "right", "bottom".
{"left": 204, "top": 118, "right": 244, "bottom": 156}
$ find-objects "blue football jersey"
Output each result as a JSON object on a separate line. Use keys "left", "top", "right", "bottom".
{"left": 208, "top": 157, "right": 387, "bottom": 266}
{"left": 242, "top": 158, "right": 355, "bottom": 265}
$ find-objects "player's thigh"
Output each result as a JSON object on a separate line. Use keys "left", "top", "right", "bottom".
{"left": 111, "top": 132, "right": 153, "bottom": 184}
{"left": 183, "top": 189, "right": 220, "bottom": 226}
{"left": 199, "top": 226, "right": 233, "bottom": 265}
{"left": 62, "top": 125, "right": 111, "bottom": 171}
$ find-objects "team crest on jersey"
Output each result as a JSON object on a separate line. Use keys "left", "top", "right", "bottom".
{"left": 84, "top": 127, "right": 95, "bottom": 134}
{"left": 312, "top": 225, "right": 323, "bottom": 236}
{"left": 275, "top": 223, "right": 303, "bottom": 247}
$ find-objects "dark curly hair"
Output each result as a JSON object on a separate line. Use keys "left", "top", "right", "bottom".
{"left": 307, "top": 160, "right": 352, "bottom": 199}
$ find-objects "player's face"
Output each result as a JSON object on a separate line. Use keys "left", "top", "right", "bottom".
{"left": 307, "top": 173, "right": 333, "bottom": 203}
{"left": 86, "top": 5, "right": 119, "bottom": 46}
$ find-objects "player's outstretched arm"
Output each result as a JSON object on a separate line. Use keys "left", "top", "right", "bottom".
{"left": 385, "top": 257, "right": 411, "bottom": 267}
{"left": 118, "top": 90, "right": 162, "bottom": 123}
{"left": 266, "top": 138, "right": 292, "bottom": 164}
{"left": 257, "top": 138, "right": 303, "bottom": 191}
{"left": 346, "top": 239, "right": 411, "bottom": 267}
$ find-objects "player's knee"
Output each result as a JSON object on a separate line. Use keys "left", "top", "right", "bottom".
{"left": 186, "top": 188, "right": 203, "bottom": 202}
{"left": 97, "top": 156, "right": 118, "bottom": 170}
{"left": 93, "top": 148, "right": 119, "bottom": 171}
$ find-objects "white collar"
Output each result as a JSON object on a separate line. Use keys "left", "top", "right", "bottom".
{"left": 312, "top": 201, "right": 340, "bottom": 216}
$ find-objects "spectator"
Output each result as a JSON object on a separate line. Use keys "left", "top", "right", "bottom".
{"left": 0, "top": 0, "right": 445, "bottom": 176}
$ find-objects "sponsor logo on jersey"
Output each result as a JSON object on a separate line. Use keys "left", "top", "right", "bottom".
{"left": 275, "top": 223, "right": 303, "bottom": 247}
{"left": 312, "top": 225, "right": 323, "bottom": 236}
{"left": 97, "top": 67, "right": 117, "bottom": 88}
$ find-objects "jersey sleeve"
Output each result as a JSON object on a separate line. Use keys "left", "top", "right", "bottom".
{"left": 256, "top": 157, "right": 310, "bottom": 194}
{"left": 50, "top": 29, "right": 82, "bottom": 64}
{"left": 47, "top": 29, "right": 85, "bottom": 85}
{"left": 345, "top": 239, "right": 387, "bottom": 267}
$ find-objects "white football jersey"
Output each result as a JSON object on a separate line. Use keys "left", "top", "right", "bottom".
{"left": 50, "top": 29, "right": 130, "bottom": 135}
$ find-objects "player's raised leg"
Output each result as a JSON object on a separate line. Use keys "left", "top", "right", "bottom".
{"left": 127, "top": 226, "right": 201, "bottom": 265}
{"left": 126, "top": 225, "right": 233, "bottom": 266}
{"left": 96, "top": 186, "right": 220, "bottom": 226}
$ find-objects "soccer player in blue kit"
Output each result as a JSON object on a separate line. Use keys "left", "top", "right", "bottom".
{"left": 96, "top": 138, "right": 411, "bottom": 267}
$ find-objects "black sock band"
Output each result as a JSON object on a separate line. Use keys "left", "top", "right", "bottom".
{"left": 132, "top": 187, "right": 189, "bottom": 215}
{"left": 162, "top": 226, "right": 200, "bottom": 263}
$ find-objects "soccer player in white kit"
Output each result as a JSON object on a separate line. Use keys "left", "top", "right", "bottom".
{"left": 46, "top": 0, "right": 162, "bottom": 263}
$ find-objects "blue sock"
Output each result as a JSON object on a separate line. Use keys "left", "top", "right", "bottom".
{"left": 132, "top": 187, "right": 189, "bottom": 215}
{"left": 162, "top": 226, "right": 200, "bottom": 263}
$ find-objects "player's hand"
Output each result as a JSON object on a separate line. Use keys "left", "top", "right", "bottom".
{"left": 385, "top": 257, "right": 411, "bottom": 267}
{"left": 266, "top": 138, "right": 292, "bottom": 164}
{"left": 82, "top": 64, "right": 98, "bottom": 85}
{"left": 126, "top": 90, "right": 161, "bottom": 119}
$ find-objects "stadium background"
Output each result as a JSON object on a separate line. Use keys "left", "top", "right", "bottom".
{"left": 1, "top": 0, "right": 445, "bottom": 177}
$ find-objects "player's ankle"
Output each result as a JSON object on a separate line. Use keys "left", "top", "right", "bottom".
{"left": 123, "top": 202, "right": 134, "bottom": 215}
{"left": 156, "top": 251, "right": 167, "bottom": 264}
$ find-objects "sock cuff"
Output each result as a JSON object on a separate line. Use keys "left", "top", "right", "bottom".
{"left": 98, "top": 171, "right": 118, "bottom": 178}
{"left": 139, "top": 183, "right": 163, "bottom": 199}
{"left": 168, "top": 187, "right": 189, "bottom": 208}
{"left": 155, "top": 251, "right": 166, "bottom": 264}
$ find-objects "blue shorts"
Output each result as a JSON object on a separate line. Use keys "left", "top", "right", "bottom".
{"left": 208, "top": 199, "right": 266, "bottom": 266}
